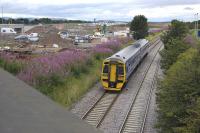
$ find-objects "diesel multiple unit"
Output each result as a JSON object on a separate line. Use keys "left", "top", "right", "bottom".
{"left": 101, "top": 39, "right": 150, "bottom": 91}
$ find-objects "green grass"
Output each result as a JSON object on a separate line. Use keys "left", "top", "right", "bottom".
{"left": 40, "top": 36, "right": 158, "bottom": 107}
{"left": 146, "top": 32, "right": 162, "bottom": 41}
{"left": 0, "top": 59, "right": 24, "bottom": 75}
{"left": 0, "top": 35, "right": 159, "bottom": 108}
{"left": 191, "top": 29, "right": 200, "bottom": 42}
{"left": 43, "top": 58, "right": 102, "bottom": 107}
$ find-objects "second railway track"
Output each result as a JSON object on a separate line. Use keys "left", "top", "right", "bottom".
{"left": 81, "top": 38, "right": 162, "bottom": 131}
{"left": 119, "top": 42, "right": 163, "bottom": 133}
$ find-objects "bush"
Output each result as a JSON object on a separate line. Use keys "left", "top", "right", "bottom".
{"left": 160, "top": 20, "right": 190, "bottom": 71}
{"left": 157, "top": 48, "right": 200, "bottom": 133}
{"left": 36, "top": 74, "right": 65, "bottom": 95}
{"left": 0, "top": 56, "right": 24, "bottom": 75}
{"left": 160, "top": 38, "right": 190, "bottom": 71}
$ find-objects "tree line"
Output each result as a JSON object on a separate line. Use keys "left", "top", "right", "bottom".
{"left": 157, "top": 19, "right": 200, "bottom": 133}
{"left": 186, "top": 21, "right": 200, "bottom": 29}
{"left": 0, "top": 18, "right": 90, "bottom": 25}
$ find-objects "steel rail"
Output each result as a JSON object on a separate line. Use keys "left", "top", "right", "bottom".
{"left": 119, "top": 40, "right": 162, "bottom": 133}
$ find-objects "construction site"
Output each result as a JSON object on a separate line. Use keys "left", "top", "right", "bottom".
{"left": 0, "top": 22, "right": 132, "bottom": 57}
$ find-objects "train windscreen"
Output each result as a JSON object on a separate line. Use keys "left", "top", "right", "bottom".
{"left": 103, "top": 65, "right": 109, "bottom": 73}
{"left": 117, "top": 66, "right": 124, "bottom": 75}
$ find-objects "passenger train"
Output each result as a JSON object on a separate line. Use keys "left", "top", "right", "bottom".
{"left": 101, "top": 39, "right": 150, "bottom": 91}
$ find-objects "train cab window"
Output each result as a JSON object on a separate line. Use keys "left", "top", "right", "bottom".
{"left": 103, "top": 65, "right": 109, "bottom": 73}
{"left": 117, "top": 66, "right": 124, "bottom": 75}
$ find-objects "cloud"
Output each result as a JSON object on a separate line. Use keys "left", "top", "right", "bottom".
{"left": 184, "top": 7, "right": 194, "bottom": 10}
{"left": 1, "top": 0, "right": 200, "bottom": 21}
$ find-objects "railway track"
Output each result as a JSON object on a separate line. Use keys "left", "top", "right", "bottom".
{"left": 149, "top": 37, "right": 160, "bottom": 51}
{"left": 119, "top": 43, "right": 162, "bottom": 133}
{"left": 82, "top": 92, "right": 119, "bottom": 128}
{"left": 140, "top": 58, "right": 160, "bottom": 133}
{"left": 81, "top": 38, "right": 161, "bottom": 130}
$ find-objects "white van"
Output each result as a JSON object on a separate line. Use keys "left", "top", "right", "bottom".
{"left": 28, "top": 33, "right": 38, "bottom": 37}
{"left": 1, "top": 28, "right": 17, "bottom": 34}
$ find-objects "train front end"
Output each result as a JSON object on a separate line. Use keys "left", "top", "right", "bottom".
{"left": 101, "top": 59, "right": 126, "bottom": 91}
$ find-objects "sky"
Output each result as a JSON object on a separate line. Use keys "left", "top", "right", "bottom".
{"left": 0, "top": 0, "right": 200, "bottom": 22}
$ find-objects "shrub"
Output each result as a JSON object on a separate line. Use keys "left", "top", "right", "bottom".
{"left": 157, "top": 48, "right": 200, "bottom": 133}
{"left": 0, "top": 52, "right": 25, "bottom": 74}
{"left": 160, "top": 38, "right": 190, "bottom": 71}
{"left": 18, "top": 50, "right": 88, "bottom": 86}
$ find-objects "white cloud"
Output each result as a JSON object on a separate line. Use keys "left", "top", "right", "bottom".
{"left": 127, "top": 4, "right": 200, "bottom": 21}
{"left": 1, "top": 0, "right": 132, "bottom": 6}
{"left": 0, "top": 0, "right": 200, "bottom": 21}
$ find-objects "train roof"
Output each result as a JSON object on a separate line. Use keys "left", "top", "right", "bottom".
{"left": 106, "top": 39, "right": 149, "bottom": 63}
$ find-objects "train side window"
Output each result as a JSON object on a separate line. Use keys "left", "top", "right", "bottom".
{"left": 132, "top": 58, "right": 135, "bottom": 63}
{"left": 103, "top": 65, "right": 109, "bottom": 73}
{"left": 118, "top": 66, "right": 124, "bottom": 75}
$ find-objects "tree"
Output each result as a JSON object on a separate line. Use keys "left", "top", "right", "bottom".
{"left": 170, "top": 20, "right": 189, "bottom": 38}
{"left": 30, "top": 19, "right": 40, "bottom": 25}
{"left": 130, "top": 15, "right": 149, "bottom": 40}
{"left": 160, "top": 20, "right": 190, "bottom": 71}
{"left": 39, "top": 18, "right": 52, "bottom": 24}
{"left": 162, "top": 20, "right": 189, "bottom": 44}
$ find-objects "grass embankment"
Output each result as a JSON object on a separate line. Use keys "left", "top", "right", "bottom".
{"left": 190, "top": 29, "right": 200, "bottom": 42}
{"left": 0, "top": 34, "right": 161, "bottom": 107}
{"left": 146, "top": 32, "right": 162, "bottom": 40}
{"left": 0, "top": 59, "right": 21, "bottom": 74}
{"left": 0, "top": 37, "right": 133, "bottom": 107}
{"left": 52, "top": 34, "right": 161, "bottom": 107}
{"left": 48, "top": 58, "right": 102, "bottom": 107}
{"left": 157, "top": 20, "right": 200, "bottom": 132}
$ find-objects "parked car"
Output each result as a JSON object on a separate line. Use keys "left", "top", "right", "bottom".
{"left": 15, "top": 34, "right": 39, "bottom": 43}
{"left": 28, "top": 33, "right": 39, "bottom": 37}
{"left": 28, "top": 36, "right": 39, "bottom": 42}
{"left": 14, "top": 35, "right": 29, "bottom": 43}
{"left": 58, "top": 31, "right": 69, "bottom": 39}
{"left": 0, "top": 28, "right": 17, "bottom": 34}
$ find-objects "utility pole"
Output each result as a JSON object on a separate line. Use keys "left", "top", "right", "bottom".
{"left": 1, "top": 6, "right": 3, "bottom": 24}
{"left": 197, "top": 13, "right": 199, "bottom": 39}
{"left": 194, "top": 13, "right": 198, "bottom": 38}
{"left": 195, "top": 14, "right": 196, "bottom": 31}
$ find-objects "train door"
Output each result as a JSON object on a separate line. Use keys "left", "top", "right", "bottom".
{"left": 109, "top": 63, "right": 125, "bottom": 89}
{"left": 109, "top": 63, "right": 117, "bottom": 88}
{"left": 110, "top": 64, "right": 117, "bottom": 82}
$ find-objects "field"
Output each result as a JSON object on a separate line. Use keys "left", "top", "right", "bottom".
{"left": 148, "top": 22, "right": 170, "bottom": 28}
